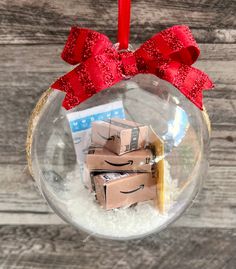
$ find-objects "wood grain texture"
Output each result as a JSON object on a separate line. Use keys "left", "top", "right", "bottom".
{"left": 0, "top": 0, "right": 236, "bottom": 267}
{"left": 1, "top": 225, "right": 236, "bottom": 269}
{"left": 0, "top": 163, "right": 236, "bottom": 228}
{"left": 0, "top": 0, "right": 236, "bottom": 44}
{"left": 0, "top": 44, "right": 235, "bottom": 165}
{"left": 0, "top": 46, "right": 235, "bottom": 227}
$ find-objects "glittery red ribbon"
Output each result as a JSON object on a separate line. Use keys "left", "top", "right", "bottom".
{"left": 51, "top": 25, "right": 214, "bottom": 110}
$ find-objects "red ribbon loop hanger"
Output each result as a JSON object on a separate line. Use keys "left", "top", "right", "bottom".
{"left": 118, "top": 0, "right": 131, "bottom": 50}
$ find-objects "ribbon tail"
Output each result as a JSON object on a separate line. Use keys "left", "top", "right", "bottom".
{"left": 180, "top": 66, "right": 214, "bottom": 110}
{"left": 51, "top": 76, "right": 82, "bottom": 110}
{"left": 153, "top": 62, "right": 214, "bottom": 110}
{"left": 51, "top": 50, "right": 123, "bottom": 110}
{"left": 203, "top": 75, "right": 215, "bottom": 90}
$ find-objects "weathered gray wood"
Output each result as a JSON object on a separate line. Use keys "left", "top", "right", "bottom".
{"left": 1, "top": 92, "right": 236, "bottom": 165}
{"left": 0, "top": 82, "right": 235, "bottom": 165}
{"left": 0, "top": 0, "right": 236, "bottom": 44}
{"left": 0, "top": 163, "right": 236, "bottom": 228}
{"left": 0, "top": 225, "right": 236, "bottom": 269}
{"left": 0, "top": 43, "right": 235, "bottom": 166}
{"left": 0, "top": 0, "right": 236, "bottom": 266}
{"left": 0, "top": 39, "right": 235, "bottom": 229}
{"left": 1, "top": 113, "right": 235, "bottom": 166}
{"left": 0, "top": 44, "right": 236, "bottom": 70}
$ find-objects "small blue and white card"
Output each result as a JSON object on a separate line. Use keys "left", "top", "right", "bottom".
{"left": 67, "top": 101, "right": 125, "bottom": 161}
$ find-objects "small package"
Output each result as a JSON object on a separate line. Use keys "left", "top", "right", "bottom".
{"left": 67, "top": 101, "right": 125, "bottom": 161}
{"left": 94, "top": 172, "right": 156, "bottom": 210}
{"left": 91, "top": 118, "right": 148, "bottom": 155}
{"left": 67, "top": 101, "right": 125, "bottom": 188}
{"left": 86, "top": 146, "right": 153, "bottom": 172}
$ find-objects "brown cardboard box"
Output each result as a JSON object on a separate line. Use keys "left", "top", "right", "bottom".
{"left": 91, "top": 118, "right": 148, "bottom": 155}
{"left": 86, "top": 146, "right": 153, "bottom": 172}
{"left": 94, "top": 172, "right": 156, "bottom": 210}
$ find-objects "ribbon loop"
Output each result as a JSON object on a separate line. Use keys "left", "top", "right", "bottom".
{"left": 61, "top": 27, "right": 112, "bottom": 65}
{"left": 51, "top": 25, "right": 214, "bottom": 110}
{"left": 143, "top": 25, "right": 200, "bottom": 65}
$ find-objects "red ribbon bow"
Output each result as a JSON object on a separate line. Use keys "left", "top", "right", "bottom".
{"left": 51, "top": 25, "right": 213, "bottom": 110}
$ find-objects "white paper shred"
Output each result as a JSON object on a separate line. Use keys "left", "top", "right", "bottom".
{"left": 46, "top": 161, "right": 179, "bottom": 239}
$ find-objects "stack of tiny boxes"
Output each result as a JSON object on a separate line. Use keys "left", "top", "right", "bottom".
{"left": 85, "top": 118, "right": 163, "bottom": 210}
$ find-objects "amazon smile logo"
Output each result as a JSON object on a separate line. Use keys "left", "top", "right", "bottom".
{"left": 105, "top": 160, "right": 133, "bottom": 166}
{"left": 120, "top": 184, "right": 145, "bottom": 194}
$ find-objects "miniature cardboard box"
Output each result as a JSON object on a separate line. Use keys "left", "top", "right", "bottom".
{"left": 91, "top": 118, "right": 148, "bottom": 155}
{"left": 93, "top": 172, "right": 156, "bottom": 210}
{"left": 86, "top": 146, "right": 153, "bottom": 172}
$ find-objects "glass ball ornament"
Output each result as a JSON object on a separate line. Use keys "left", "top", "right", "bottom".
{"left": 27, "top": 74, "right": 210, "bottom": 240}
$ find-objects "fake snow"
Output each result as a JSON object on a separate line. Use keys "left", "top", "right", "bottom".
{"left": 43, "top": 161, "right": 184, "bottom": 239}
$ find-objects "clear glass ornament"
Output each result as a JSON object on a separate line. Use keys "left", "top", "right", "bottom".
{"left": 29, "top": 74, "right": 210, "bottom": 240}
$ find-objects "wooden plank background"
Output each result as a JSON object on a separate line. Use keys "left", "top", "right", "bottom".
{"left": 0, "top": 0, "right": 236, "bottom": 268}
